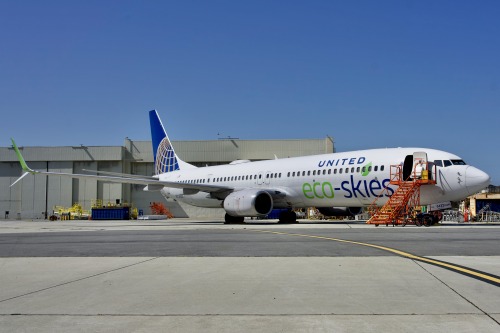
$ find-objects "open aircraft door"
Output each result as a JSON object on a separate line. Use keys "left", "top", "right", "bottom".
{"left": 402, "top": 152, "right": 428, "bottom": 180}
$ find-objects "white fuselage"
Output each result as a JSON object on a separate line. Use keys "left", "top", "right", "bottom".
{"left": 158, "top": 147, "right": 490, "bottom": 210}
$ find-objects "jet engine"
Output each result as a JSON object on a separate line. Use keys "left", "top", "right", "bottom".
{"left": 317, "top": 207, "right": 363, "bottom": 217}
{"left": 223, "top": 189, "right": 273, "bottom": 217}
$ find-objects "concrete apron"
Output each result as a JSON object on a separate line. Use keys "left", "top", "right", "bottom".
{"left": 0, "top": 256, "right": 499, "bottom": 332}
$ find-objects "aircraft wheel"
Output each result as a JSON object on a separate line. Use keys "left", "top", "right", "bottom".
{"left": 224, "top": 214, "right": 244, "bottom": 224}
{"left": 278, "top": 211, "right": 297, "bottom": 224}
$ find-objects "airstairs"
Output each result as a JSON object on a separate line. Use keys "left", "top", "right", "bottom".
{"left": 367, "top": 164, "right": 436, "bottom": 226}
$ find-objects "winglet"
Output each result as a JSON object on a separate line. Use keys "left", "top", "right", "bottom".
{"left": 10, "top": 139, "right": 34, "bottom": 173}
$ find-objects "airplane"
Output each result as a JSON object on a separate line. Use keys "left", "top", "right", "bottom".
{"left": 10, "top": 110, "right": 491, "bottom": 223}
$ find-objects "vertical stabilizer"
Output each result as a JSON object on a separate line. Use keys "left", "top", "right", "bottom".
{"left": 149, "top": 110, "right": 194, "bottom": 175}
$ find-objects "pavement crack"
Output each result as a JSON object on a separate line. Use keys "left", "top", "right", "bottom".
{"left": 0, "top": 257, "right": 160, "bottom": 304}
{"left": 413, "top": 259, "right": 500, "bottom": 327}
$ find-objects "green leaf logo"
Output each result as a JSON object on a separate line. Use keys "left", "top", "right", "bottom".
{"left": 361, "top": 162, "right": 372, "bottom": 177}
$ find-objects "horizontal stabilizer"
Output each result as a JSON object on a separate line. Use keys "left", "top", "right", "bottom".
{"left": 10, "top": 172, "right": 30, "bottom": 187}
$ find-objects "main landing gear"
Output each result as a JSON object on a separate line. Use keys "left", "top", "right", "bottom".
{"left": 278, "top": 210, "right": 297, "bottom": 224}
{"left": 224, "top": 213, "right": 244, "bottom": 224}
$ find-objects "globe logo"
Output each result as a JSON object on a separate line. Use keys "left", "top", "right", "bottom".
{"left": 155, "top": 137, "right": 179, "bottom": 174}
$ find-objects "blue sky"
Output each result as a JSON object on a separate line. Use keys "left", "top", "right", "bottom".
{"left": 1, "top": 1, "right": 499, "bottom": 184}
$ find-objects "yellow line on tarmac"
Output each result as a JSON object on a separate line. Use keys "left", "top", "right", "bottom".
{"left": 252, "top": 229, "right": 500, "bottom": 286}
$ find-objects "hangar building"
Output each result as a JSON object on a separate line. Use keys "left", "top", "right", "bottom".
{"left": 0, "top": 137, "right": 334, "bottom": 219}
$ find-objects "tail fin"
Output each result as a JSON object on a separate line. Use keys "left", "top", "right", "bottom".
{"left": 149, "top": 110, "right": 195, "bottom": 175}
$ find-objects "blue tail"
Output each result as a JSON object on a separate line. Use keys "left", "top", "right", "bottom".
{"left": 149, "top": 110, "right": 181, "bottom": 175}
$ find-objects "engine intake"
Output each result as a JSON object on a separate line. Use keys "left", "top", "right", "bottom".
{"left": 223, "top": 189, "right": 273, "bottom": 217}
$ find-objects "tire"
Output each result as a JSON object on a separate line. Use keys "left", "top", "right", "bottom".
{"left": 224, "top": 213, "right": 244, "bottom": 224}
{"left": 423, "top": 215, "right": 433, "bottom": 227}
{"left": 279, "top": 211, "right": 297, "bottom": 224}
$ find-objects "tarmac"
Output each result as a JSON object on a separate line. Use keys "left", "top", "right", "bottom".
{"left": 0, "top": 219, "right": 499, "bottom": 332}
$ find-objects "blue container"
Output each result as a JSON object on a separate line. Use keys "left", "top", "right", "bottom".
{"left": 91, "top": 207, "right": 130, "bottom": 220}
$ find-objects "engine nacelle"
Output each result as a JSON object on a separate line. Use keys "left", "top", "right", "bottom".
{"left": 223, "top": 189, "right": 273, "bottom": 217}
{"left": 317, "top": 207, "right": 363, "bottom": 217}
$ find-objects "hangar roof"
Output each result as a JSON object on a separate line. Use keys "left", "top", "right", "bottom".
{"left": 1, "top": 137, "right": 334, "bottom": 163}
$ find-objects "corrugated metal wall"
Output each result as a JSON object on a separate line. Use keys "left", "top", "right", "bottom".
{"left": 0, "top": 137, "right": 334, "bottom": 219}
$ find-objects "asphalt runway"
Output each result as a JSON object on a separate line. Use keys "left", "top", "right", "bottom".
{"left": 1, "top": 227, "right": 500, "bottom": 257}
{"left": 0, "top": 219, "right": 499, "bottom": 332}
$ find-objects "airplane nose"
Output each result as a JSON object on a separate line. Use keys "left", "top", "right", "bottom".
{"left": 465, "top": 166, "right": 491, "bottom": 195}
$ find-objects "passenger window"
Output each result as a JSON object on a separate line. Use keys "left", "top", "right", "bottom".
{"left": 313, "top": 170, "right": 316, "bottom": 176}
{"left": 334, "top": 169, "right": 337, "bottom": 174}
{"left": 292, "top": 172, "right": 295, "bottom": 177}
{"left": 362, "top": 166, "right": 366, "bottom": 173}
{"left": 323, "top": 170, "right": 326, "bottom": 175}
{"left": 302, "top": 171, "right": 306, "bottom": 176}
{"left": 374, "top": 166, "right": 378, "bottom": 172}
{"left": 381, "top": 165, "right": 385, "bottom": 171}
{"left": 368, "top": 166, "right": 372, "bottom": 171}
{"left": 328, "top": 169, "right": 331, "bottom": 175}
{"left": 279, "top": 173, "right": 281, "bottom": 178}
{"left": 287, "top": 172, "right": 290, "bottom": 177}
{"left": 356, "top": 167, "right": 360, "bottom": 172}
{"left": 351, "top": 167, "right": 354, "bottom": 173}
{"left": 444, "top": 160, "right": 452, "bottom": 167}
{"left": 339, "top": 169, "right": 343, "bottom": 174}
{"left": 259, "top": 174, "right": 262, "bottom": 179}
{"left": 345, "top": 168, "right": 349, "bottom": 173}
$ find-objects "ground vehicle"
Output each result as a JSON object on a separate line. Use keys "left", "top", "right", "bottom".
{"left": 400, "top": 210, "right": 442, "bottom": 227}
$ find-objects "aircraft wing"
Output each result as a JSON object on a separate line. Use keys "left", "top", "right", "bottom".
{"left": 81, "top": 169, "right": 158, "bottom": 180}
{"left": 10, "top": 139, "right": 231, "bottom": 193}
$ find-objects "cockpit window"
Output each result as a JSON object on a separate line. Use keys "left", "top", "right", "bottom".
{"left": 451, "top": 159, "right": 466, "bottom": 165}
{"left": 443, "top": 160, "right": 452, "bottom": 167}
{"left": 434, "top": 160, "right": 443, "bottom": 167}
